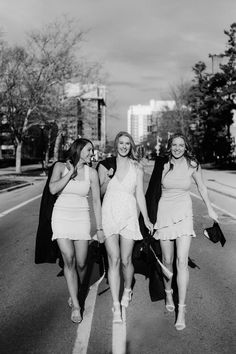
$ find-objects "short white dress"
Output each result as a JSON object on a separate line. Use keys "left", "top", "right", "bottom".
{"left": 102, "top": 161, "right": 143, "bottom": 240}
{"left": 51, "top": 165, "right": 91, "bottom": 241}
{"left": 153, "top": 160, "right": 196, "bottom": 240}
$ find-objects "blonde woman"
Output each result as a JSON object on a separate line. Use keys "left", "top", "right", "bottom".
{"left": 98, "top": 131, "right": 153, "bottom": 323}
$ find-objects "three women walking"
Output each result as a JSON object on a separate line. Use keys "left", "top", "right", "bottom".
{"left": 43, "top": 131, "right": 218, "bottom": 331}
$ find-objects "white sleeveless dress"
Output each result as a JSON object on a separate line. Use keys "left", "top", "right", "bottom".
{"left": 51, "top": 165, "right": 91, "bottom": 241}
{"left": 102, "top": 161, "right": 143, "bottom": 240}
{"left": 153, "top": 160, "right": 196, "bottom": 240}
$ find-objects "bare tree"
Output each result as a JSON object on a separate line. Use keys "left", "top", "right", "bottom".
{"left": 0, "top": 17, "right": 101, "bottom": 173}
{"left": 169, "top": 79, "right": 192, "bottom": 134}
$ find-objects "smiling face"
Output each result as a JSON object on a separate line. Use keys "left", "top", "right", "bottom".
{"left": 80, "top": 142, "right": 94, "bottom": 164}
{"left": 171, "top": 137, "right": 186, "bottom": 159}
{"left": 117, "top": 135, "right": 131, "bottom": 157}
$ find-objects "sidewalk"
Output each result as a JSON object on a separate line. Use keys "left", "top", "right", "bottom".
{"left": 0, "top": 163, "right": 44, "bottom": 176}
{"left": 0, "top": 163, "right": 47, "bottom": 193}
{"left": 201, "top": 168, "right": 236, "bottom": 199}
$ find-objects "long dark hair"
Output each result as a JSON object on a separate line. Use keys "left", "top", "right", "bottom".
{"left": 165, "top": 133, "right": 199, "bottom": 172}
{"left": 114, "top": 131, "right": 137, "bottom": 160}
{"left": 65, "top": 138, "right": 94, "bottom": 167}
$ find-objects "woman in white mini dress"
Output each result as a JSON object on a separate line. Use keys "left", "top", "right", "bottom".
{"left": 98, "top": 131, "right": 153, "bottom": 323}
{"left": 50, "top": 138, "right": 104, "bottom": 323}
{"left": 153, "top": 133, "right": 218, "bottom": 330}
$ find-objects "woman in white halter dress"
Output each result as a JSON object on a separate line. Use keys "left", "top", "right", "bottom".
{"left": 152, "top": 133, "right": 218, "bottom": 331}
{"left": 98, "top": 131, "right": 152, "bottom": 323}
{"left": 49, "top": 138, "right": 104, "bottom": 324}
{"left": 102, "top": 160, "right": 144, "bottom": 241}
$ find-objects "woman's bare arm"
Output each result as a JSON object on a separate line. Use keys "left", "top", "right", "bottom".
{"left": 90, "top": 167, "right": 105, "bottom": 243}
{"left": 97, "top": 164, "right": 111, "bottom": 198}
{"left": 192, "top": 165, "right": 218, "bottom": 221}
{"left": 49, "top": 161, "right": 74, "bottom": 195}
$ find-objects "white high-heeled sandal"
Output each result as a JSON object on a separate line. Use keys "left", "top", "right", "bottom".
{"left": 165, "top": 289, "right": 175, "bottom": 312}
{"left": 121, "top": 288, "right": 133, "bottom": 308}
{"left": 175, "top": 304, "right": 186, "bottom": 330}
{"left": 112, "top": 302, "right": 122, "bottom": 323}
{"left": 68, "top": 297, "right": 72, "bottom": 308}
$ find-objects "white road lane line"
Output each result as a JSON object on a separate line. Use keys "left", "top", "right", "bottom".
{"left": 191, "top": 192, "right": 236, "bottom": 220}
{"left": 72, "top": 276, "right": 103, "bottom": 354}
{"left": 112, "top": 307, "right": 127, "bottom": 354}
{"left": 0, "top": 194, "right": 42, "bottom": 217}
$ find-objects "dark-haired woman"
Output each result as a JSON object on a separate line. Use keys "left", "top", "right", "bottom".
{"left": 98, "top": 131, "right": 153, "bottom": 323}
{"left": 151, "top": 133, "right": 218, "bottom": 330}
{"left": 49, "top": 138, "right": 104, "bottom": 323}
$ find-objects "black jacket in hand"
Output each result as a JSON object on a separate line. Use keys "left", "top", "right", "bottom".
{"left": 35, "top": 162, "right": 61, "bottom": 264}
{"left": 134, "top": 156, "right": 168, "bottom": 301}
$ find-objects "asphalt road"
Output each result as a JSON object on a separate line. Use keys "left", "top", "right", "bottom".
{"left": 0, "top": 174, "right": 236, "bottom": 354}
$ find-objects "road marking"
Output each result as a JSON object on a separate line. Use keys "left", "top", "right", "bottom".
{"left": 0, "top": 194, "right": 42, "bottom": 217}
{"left": 72, "top": 274, "right": 105, "bottom": 354}
{"left": 112, "top": 307, "right": 127, "bottom": 354}
{"left": 191, "top": 192, "right": 236, "bottom": 220}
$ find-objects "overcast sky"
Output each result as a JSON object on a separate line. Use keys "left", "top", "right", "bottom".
{"left": 1, "top": 0, "right": 236, "bottom": 138}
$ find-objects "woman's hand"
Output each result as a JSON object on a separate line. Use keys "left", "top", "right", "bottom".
{"left": 97, "top": 230, "right": 105, "bottom": 243}
{"left": 144, "top": 218, "right": 153, "bottom": 234}
{"left": 208, "top": 209, "right": 219, "bottom": 223}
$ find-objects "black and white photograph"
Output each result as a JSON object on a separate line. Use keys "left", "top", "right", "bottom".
{"left": 0, "top": 1, "right": 236, "bottom": 353}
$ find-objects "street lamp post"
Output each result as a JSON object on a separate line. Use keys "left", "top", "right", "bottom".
{"left": 39, "top": 122, "right": 46, "bottom": 175}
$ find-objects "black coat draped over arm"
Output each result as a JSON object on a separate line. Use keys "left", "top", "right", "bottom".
{"left": 134, "top": 156, "right": 168, "bottom": 301}
{"left": 139, "top": 156, "right": 167, "bottom": 240}
{"left": 35, "top": 163, "right": 61, "bottom": 264}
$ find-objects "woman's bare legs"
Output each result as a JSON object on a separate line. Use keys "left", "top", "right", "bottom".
{"left": 160, "top": 240, "right": 175, "bottom": 310}
{"left": 120, "top": 237, "right": 134, "bottom": 307}
{"left": 105, "top": 234, "right": 120, "bottom": 303}
{"left": 175, "top": 235, "right": 192, "bottom": 329}
{"left": 120, "top": 237, "right": 135, "bottom": 289}
{"left": 74, "top": 240, "right": 89, "bottom": 285}
{"left": 57, "top": 239, "right": 81, "bottom": 322}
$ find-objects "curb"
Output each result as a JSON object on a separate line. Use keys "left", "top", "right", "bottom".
{"left": 207, "top": 186, "right": 236, "bottom": 200}
{"left": 0, "top": 182, "right": 34, "bottom": 193}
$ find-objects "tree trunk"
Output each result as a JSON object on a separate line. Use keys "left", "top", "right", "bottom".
{"left": 53, "top": 131, "right": 62, "bottom": 162}
{"left": 16, "top": 141, "right": 22, "bottom": 174}
{"left": 45, "top": 127, "right": 52, "bottom": 168}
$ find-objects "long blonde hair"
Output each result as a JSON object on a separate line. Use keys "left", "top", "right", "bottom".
{"left": 114, "top": 131, "right": 138, "bottom": 160}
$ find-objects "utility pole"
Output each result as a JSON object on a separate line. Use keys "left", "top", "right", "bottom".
{"left": 208, "top": 54, "right": 224, "bottom": 74}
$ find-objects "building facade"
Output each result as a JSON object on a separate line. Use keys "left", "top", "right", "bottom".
{"left": 127, "top": 100, "right": 176, "bottom": 144}
{"left": 64, "top": 83, "right": 106, "bottom": 149}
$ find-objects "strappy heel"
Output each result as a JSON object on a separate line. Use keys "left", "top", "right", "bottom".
{"left": 112, "top": 302, "right": 122, "bottom": 323}
{"left": 175, "top": 304, "right": 186, "bottom": 330}
{"left": 68, "top": 297, "right": 72, "bottom": 308}
{"left": 71, "top": 306, "right": 82, "bottom": 324}
{"left": 165, "top": 289, "right": 175, "bottom": 312}
{"left": 121, "top": 288, "right": 133, "bottom": 308}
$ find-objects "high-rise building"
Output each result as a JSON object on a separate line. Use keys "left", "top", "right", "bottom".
{"left": 127, "top": 104, "right": 152, "bottom": 144}
{"left": 127, "top": 100, "right": 175, "bottom": 144}
{"left": 64, "top": 83, "right": 106, "bottom": 149}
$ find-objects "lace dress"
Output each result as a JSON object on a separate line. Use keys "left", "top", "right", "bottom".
{"left": 51, "top": 165, "right": 91, "bottom": 241}
{"left": 102, "top": 161, "right": 143, "bottom": 240}
{"left": 153, "top": 160, "right": 196, "bottom": 240}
